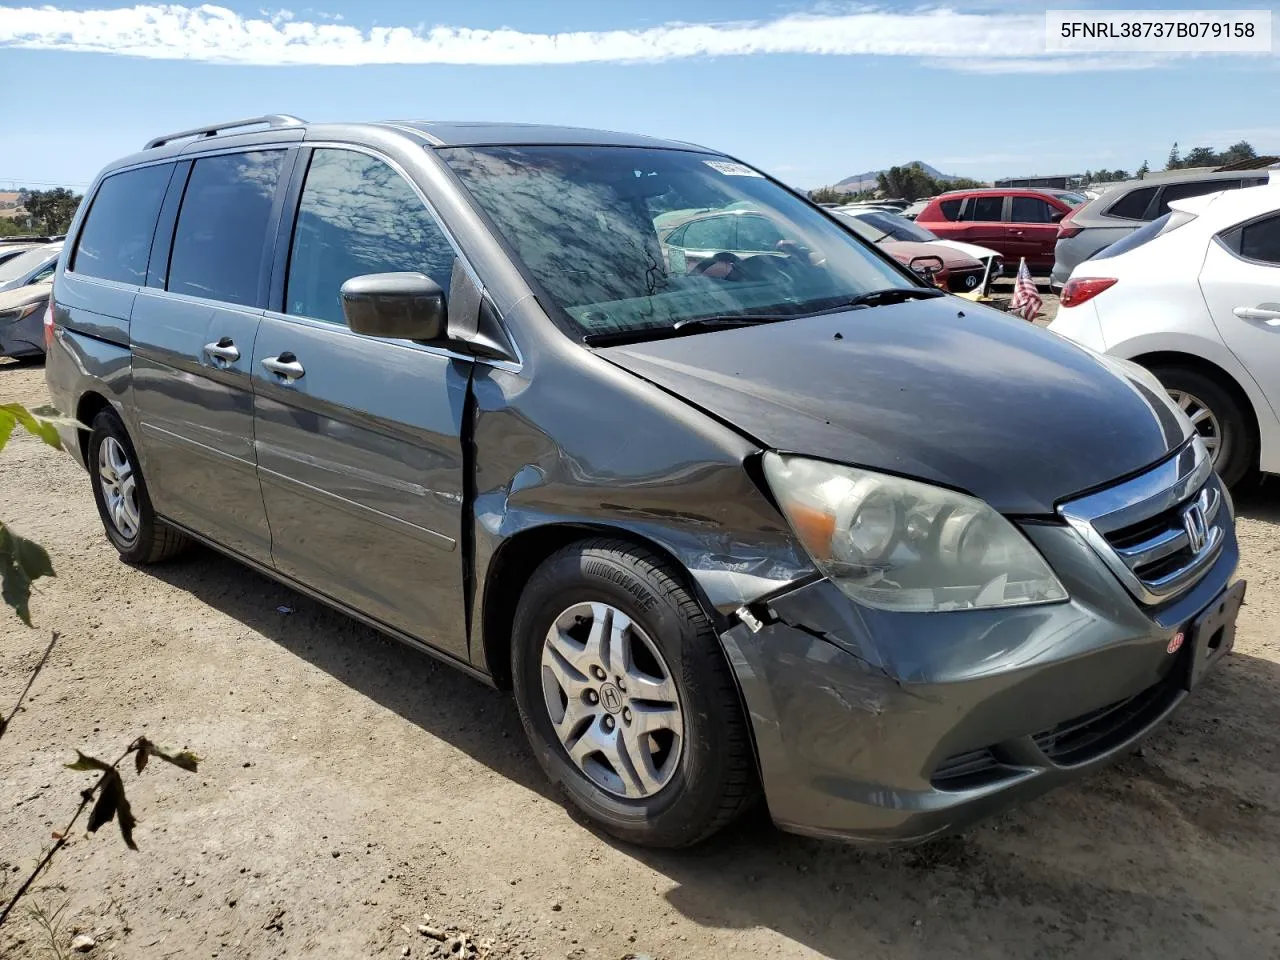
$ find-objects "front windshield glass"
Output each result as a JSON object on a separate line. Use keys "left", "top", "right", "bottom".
{"left": 442, "top": 146, "right": 908, "bottom": 338}
{"left": 854, "top": 210, "right": 939, "bottom": 242}
{"left": 0, "top": 245, "right": 57, "bottom": 284}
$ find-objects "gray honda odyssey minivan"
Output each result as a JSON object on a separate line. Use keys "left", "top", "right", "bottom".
{"left": 44, "top": 115, "right": 1244, "bottom": 848}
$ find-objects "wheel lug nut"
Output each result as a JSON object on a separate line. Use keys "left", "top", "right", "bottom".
{"left": 585, "top": 690, "right": 599, "bottom": 704}
{"left": 622, "top": 708, "right": 632, "bottom": 724}
{"left": 603, "top": 716, "right": 614, "bottom": 731}
{"left": 591, "top": 666, "right": 606, "bottom": 681}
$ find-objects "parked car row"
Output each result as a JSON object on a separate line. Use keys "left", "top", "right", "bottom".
{"left": 1050, "top": 170, "right": 1280, "bottom": 488}
{"left": 41, "top": 114, "right": 1244, "bottom": 853}
{"left": 0, "top": 237, "right": 62, "bottom": 360}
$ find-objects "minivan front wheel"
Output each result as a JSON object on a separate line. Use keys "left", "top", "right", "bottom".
{"left": 1148, "top": 365, "right": 1255, "bottom": 488}
{"left": 88, "top": 410, "right": 190, "bottom": 564}
{"left": 511, "top": 539, "right": 757, "bottom": 847}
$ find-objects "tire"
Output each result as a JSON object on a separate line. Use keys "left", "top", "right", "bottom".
{"left": 511, "top": 539, "right": 757, "bottom": 848}
{"left": 1148, "top": 365, "right": 1256, "bottom": 488}
{"left": 87, "top": 409, "right": 190, "bottom": 564}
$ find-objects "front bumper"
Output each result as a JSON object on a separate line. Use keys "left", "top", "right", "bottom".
{"left": 721, "top": 516, "right": 1240, "bottom": 844}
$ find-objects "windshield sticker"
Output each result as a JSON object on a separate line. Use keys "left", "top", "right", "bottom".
{"left": 703, "top": 160, "right": 763, "bottom": 178}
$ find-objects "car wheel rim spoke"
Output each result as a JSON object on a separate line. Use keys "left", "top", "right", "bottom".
{"left": 99, "top": 437, "right": 139, "bottom": 539}
{"left": 1166, "top": 390, "right": 1222, "bottom": 465}
{"left": 540, "top": 600, "right": 684, "bottom": 800}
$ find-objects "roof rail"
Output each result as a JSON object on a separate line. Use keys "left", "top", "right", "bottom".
{"left": 144, "top": 114, "right": 306, "bottom": 150}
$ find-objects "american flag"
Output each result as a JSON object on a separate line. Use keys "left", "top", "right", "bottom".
{"left": 1008, "top": 257, "right": 1043, "bottom": 321}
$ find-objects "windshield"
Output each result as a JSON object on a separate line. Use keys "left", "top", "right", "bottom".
{"left": 1053, "top": 191, "right": 1087, "bottom": 207}
{"left": 0, "top": 244, "right": 57, "bottom": 284}
{"left": 442, "top": 146, "right": 908, "bottom": 338}
{"left": 852, "top": 210, "right": 939, "bottom": 242}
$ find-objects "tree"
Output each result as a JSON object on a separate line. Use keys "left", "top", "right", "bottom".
{"left": 1182, "top": 146, "right": 1218, "bottom": 169}
{"left": 20, "top": 188, "right": 82, "bottom": 235}
{"left": 1220, "top": 140, "right": 1257, "bottom": 165}
{"left": 1136, "top": 160, "right": 1150, "bottom": 178}
{"left": 1167, "top": 142, "right": 1181, "bottom": 170}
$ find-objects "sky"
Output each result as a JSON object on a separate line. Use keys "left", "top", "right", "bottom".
{"left": 1, "top": 1, "right": 1278, "bottom": 192}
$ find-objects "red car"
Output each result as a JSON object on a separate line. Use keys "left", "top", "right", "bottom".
{"left": 914, "top": 189, "right": 1072, "bottom": 273}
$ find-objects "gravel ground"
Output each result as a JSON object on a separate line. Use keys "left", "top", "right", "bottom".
{"left": 2, "top": 357, "right": 1279, "bottom": 960}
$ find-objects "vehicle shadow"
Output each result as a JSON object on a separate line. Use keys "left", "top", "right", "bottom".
{"left": 1233, "top": 475, "right": 1280, "bottom": 523}
{"left": 143, "top": 543, "right": 1280, "bottom": 959}
{"left": 143, "top": 546, "right": 557, "bottom": 803}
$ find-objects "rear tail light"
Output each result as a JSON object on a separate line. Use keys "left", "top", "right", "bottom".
{"left": 1057, "top": 224, "right": 1083, "bottom": 239}
{"left": 1060, "top": 277, "right": 1116, "bottom": 308}
{"left": 43, "top": 287, "right": 55, "bottom": 347}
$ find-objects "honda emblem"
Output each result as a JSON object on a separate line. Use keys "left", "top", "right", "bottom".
{"left": 1182, "top": 500, "right": 1208, "bottom": 554}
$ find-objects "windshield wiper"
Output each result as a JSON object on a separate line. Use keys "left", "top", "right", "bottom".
{"left": 844, "top": 287, "right": 947, "bottom": 309}
{"left": 583, "top": 314, "right": 789, "bottom": 346}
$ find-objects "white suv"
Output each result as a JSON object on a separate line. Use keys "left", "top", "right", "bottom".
{"left": 1049, "top": 173, "right": 1280, "bottom": 487}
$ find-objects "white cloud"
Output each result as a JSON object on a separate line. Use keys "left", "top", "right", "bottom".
{"left": 0, "top": 3, "right": 1174, "bottom": 72}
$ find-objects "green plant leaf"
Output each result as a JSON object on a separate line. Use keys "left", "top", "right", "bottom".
{"left": 0, "top": 412, "right": 13, "bottom": 454}
{"left": 0, "top": 403, "right": 62, "bottom": 451}
{"left": 65, "top": 751, "right": 113, "bottom": 773}
{"left": 153, "top": 748, "right": 200, "bottom": 773}
{"left": 0, "top": 523, "right": 55, "bottom": 626}
{"left": 87, "top": 770, "right": 122, "bottom": 835}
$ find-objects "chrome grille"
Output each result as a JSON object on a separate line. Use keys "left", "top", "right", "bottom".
{"left": 1058, "top": 439, "right": 1227, "bottom": 605}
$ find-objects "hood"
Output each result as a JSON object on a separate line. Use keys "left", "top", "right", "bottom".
{"left": 880, "top": 240, "right": 980, "bottom": 270}
{"left": 598, "top": 298, "right": 1190, "bottom": 515}
{"left": 931, "top": 239, "right": 1001, "bottom": 262}
{"left": 0, "top": 281, "right": 51, "bottom": 310}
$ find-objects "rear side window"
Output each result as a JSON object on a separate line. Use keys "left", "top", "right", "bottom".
{"left": 167, "top": 151, "right": 285, "bottom": 306}
{"left": 1105, "top": 186, "right": 1156, "bottom": 221}
{"left": 286, "top": 148, "right": 456, "bottom": 325}
{"left": 737, "top": 215, "right": 784, "bottom": 251}
{"left": 1154, "top": 180, "right": 1239, "bottom": 218}
{"left": 937, "top": 198, "right": 961, "bottom": 220}
{"left": 1221, "top": 214, "right": 1280, "bottom": 265}
{"left": 962, "top": 196, "right": 1003, "bottom": 221}
{"left": 680, "top": 216, "right": 735, "bottom": 249}
{"left": 72, "top": 164, "right": 172, "bottom": 284}
{"left": 1010, "top": 196, "right": 1057, "bottom": 223}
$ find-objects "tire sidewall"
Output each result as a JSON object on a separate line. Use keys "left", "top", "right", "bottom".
{"left": 88, "top": 410, "right": 155, "bottom": 561}
{"left": 511, "top": 547, "right": 730, "bottom": 842}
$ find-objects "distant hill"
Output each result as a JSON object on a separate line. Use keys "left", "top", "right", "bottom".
{"left": 833, "top": 162, "right": 961, "bottom": 193}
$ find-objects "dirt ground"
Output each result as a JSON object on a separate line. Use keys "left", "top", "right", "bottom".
{"left": 2, "top": 357, "right": 1279, "bottom": 960}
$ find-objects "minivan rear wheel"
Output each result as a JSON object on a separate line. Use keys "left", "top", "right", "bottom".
{"left": 1147, "top": 365, "right": 1255, "bottom": 487}
{"left": 511, "top": 539, "right": 757, "bottom": 847}
{"left": 88, "top": 410, "right": 190, "bottom": 563}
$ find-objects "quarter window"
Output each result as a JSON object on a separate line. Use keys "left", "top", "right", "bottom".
{"left": 168, "top": 151, "right": 285, "bottom": 306}
{"left": 1010, "top": 196, "right": 1056, "bottom": 223}
{"left": 1238, "top": 215, "right": 1280, "bottom": 265}
{"left": 937, "top": 198, "right": 962, "bottom": 220}
{"left": 72, "top": 164, "right": 172, "bottom": 284}
{"left": 1105, "top": 186, "right": 1156, "bottom": 221}
{"left": 286, "top": 149, "right": 455, "bottom": 325}
{"left": 963, "top": 196, "right": 1003, "bottom": 221}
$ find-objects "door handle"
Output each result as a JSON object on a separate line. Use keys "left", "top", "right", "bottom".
{"left": 1009, "top": 230, "right": 1025, "bottom": 236}
{"left": 261, "top": 352, "right": 305, "bottom": 382}
{"left": 1233, "top": 306, "right": 1280, "bottom": 325}
{"left": 203, "top": 337, "right": 240, "bottom": 364}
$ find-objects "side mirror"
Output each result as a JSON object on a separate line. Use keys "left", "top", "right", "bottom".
{"left": 340, "top": 272, "right": 446, "bottom": 341}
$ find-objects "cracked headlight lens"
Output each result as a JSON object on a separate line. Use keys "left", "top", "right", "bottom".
{"left": 763, "top": 453, "right": 1068, "bottom": 612}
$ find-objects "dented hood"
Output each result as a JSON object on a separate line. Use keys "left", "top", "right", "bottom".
{"left": 597, "top": 299, "right": 1190, "bottom": 515}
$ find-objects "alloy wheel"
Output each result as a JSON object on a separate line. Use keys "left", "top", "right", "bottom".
{"left": 1168, "top": 389, "right": 1222, "bottom": 465}
{"left": 540, "top": 601, "right": 684, "bottom": 800}
{"left": 98, "top": 436, "right": 141, "bottom": 542}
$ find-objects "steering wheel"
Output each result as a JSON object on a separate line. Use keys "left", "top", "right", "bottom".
{"left": 690, "top": 251, "right": 744, "bottom": 280}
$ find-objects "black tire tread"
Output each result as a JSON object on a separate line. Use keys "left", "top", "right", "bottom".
{"left": 1148, "top": 364, "right": 1256, "bottom": 488}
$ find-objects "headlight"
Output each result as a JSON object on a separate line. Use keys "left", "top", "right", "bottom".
{"left": 763, "top": 453, "right": 1068, "bottom": 612}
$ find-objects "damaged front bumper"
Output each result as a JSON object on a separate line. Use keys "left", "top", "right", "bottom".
{"left": 720, "top": 520, "right": 1241, "bottom": 844}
